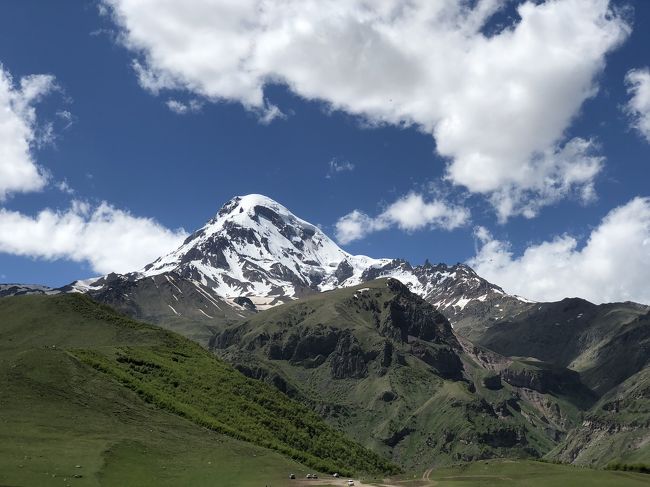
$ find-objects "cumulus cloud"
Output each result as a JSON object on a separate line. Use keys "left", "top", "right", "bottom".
{"left": 326, "top": 158, "right": 355, "bottom": 179}
{"left": 104, "top": 0, "right": 629, "bottom": 219}
{"left": 335, "top": 192, "right": 469, "bottom": 244}
{"left": 625, "top": 68, "right": 650, "bottom": 143}
{"left": 488, "top": 137, "right": 604, "bottom": 222}
{"left": 469, "top": 197, "right": 650, "bottom": 304}
{"left": 0, "top": 201, "right": 188, "bottom": 274}
{"left": 0, "top": 65, "right": 57, "bottom": 200}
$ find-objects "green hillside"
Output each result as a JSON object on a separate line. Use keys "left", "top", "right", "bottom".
{"left": 211, "top": 279, "right": 594, "bottom": 470}
{"left": 0, "top": 294, "right": 396, "bottom": 486}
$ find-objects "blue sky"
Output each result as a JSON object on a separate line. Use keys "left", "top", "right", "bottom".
{"left": 0, "top": 1, "right": 649, "bottom": 304}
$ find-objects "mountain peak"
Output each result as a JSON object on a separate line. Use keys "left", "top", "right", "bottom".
{"left": 209, "top": 194, "right": 319, "bottom": 239}
{"left": 140, "top": 193, "right": 360, "bottom": 298}
{"left": 216, "top": 194, "right": 288, "bottom": 219}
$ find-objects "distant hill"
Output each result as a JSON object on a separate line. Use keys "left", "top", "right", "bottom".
{"left": 476, "top": 298, "right": 650, "bottom": 396}
{"left": 0, "top": 283, "right": 55, "bottom": 297}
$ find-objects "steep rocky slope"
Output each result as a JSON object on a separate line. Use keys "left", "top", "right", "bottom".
{"left": 551, "top": 366, "right": 650, "bottom": 466}
{"left": 476, "top": 299, "right": 650, "bottom": 396}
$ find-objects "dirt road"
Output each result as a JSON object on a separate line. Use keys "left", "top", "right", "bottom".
{"left": 294, "top": 476, "right": 433, "bottom": 487}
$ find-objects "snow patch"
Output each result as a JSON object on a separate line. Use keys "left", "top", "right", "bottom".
{"left": 198, "top": 308, "right": 214, "bottom": 319}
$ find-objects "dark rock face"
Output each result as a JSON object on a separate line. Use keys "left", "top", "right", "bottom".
{"left": 250, "top": 204, "right": 318, "bottom": 252}
{"left": 214, "top": 324, "right": 358, "bottom": 374}
{"left": 209, "top": 326, "right": 240, "bottom": 349}
{"left": 410, "top": 342, "right": 464, "bottom": 380}
{"left": 383, "top": 426, "right": 414, "bottom": 447}
{"left": 380, "top": 341, "right": 394, "bottom": 367}
{"left": 334, "top": 260, "right": 354, "bottom": 283}
{"left": 234, "top": 296, "right": 257, "bottom": 311}
{"left": 231, "top": 363, "right": 297, "bottom": 397}
{"left": 501, "top": 363, "right": 584, "bottom": 395}
{"left": 380, "top": 390, "right": 397, "bottom": 402}
{"left": 483, "top": 374, "right": 503, "bottom": 390}
{"left": 478, "top": 426, "right": 527, "bottom": 448}
{"left": 494, "top": 400, "right": 513, "bottom": 417}
{"left": 380, "top": 279, "right": 458, "bottom": 346}
{"left": 269, "top": 262, "right": 307, "bottom": 289}
{"left": 330, "top": 332, "right": 368, "bottom": 379}
{"left": 290, "top": 328, "right": 340, "bottom": 364}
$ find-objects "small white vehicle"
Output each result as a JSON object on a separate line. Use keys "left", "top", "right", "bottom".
{"left": 347, "top": 481, "right": 355, "bottom": 486}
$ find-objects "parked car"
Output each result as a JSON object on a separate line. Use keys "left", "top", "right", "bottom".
{"left": 347, "top": 481, "right": 355, "bottom": 486}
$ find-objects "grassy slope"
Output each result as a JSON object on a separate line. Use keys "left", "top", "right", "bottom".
{"left": 425, "top": 460, "right": 650, "bottom": 487}
{"left": 0, "top": 294, "right": 395, "bottom": 486}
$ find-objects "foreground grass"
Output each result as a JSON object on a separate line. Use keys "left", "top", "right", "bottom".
{"left": 0, "top": 341, "right": 308, "bottom": 486}
{"left": 425, "top": 459, "right": 650, "bottom": 486}
{"left": 0, "top": 294, "right": 395, "bottom": 485}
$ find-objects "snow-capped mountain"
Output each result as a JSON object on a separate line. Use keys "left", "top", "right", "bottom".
{"left": 71, "top": 194, "right": 532, "bottom": 338}
{"left": 138, "top": 194, "right": 391, "bottom": 302}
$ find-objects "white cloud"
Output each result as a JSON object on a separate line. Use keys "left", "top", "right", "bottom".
{"left": 166, "top": 98, "right": 203, "bottom": 115}
{"left": 104, "top": 0, "right": 629, "bottom": 219}
{"left": 335, "top": 192, "right": 469, "bottom": 244}
{"left": 0, "top": 201, "right": 188, "bottom": 274}
{"left": 326, "top": 158, "right": 355, "bottom": 179}
{"left": 335, "top": 210, "right": 378, "bottom": 245}
{"left": 56, "top": 109, "right": 75, "bottom": 129}
{"left": 469, "top": 197, "right": 650, "bottom": 304}
{"left": 488, "top": 137, "right": 603, "bottom": 222}
{"left": 0, "top": 65, "right": 57, "bottom": 200}
{"left": 55, "top": 180, "right": 75, "bottom": 195}
{"left": 625, "top": 67, "right": 650, "bottom": 143}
